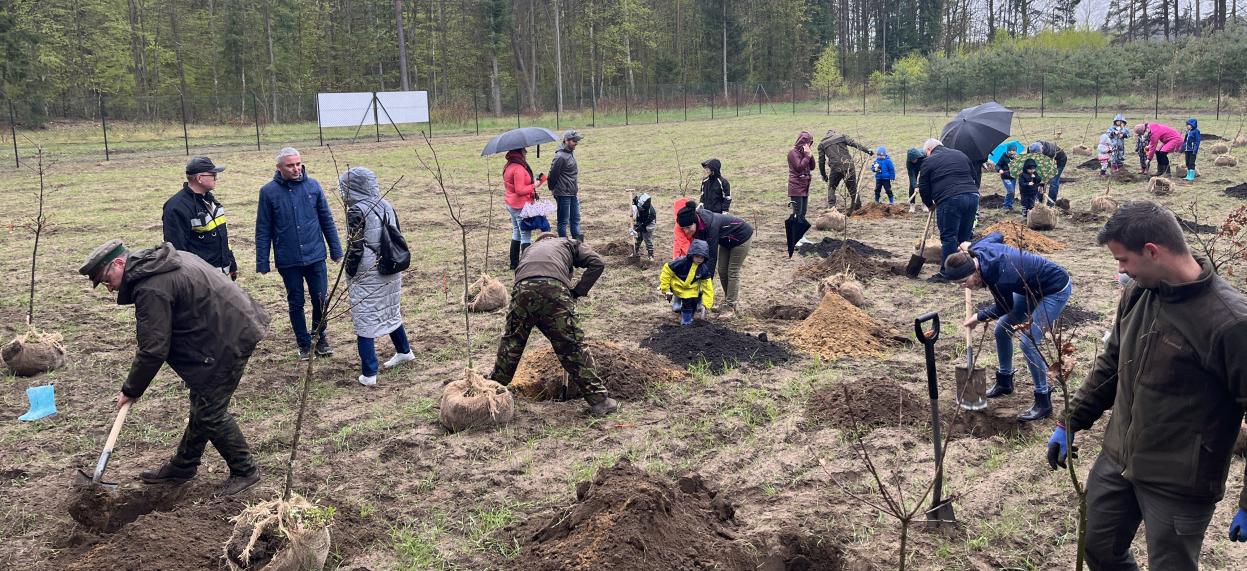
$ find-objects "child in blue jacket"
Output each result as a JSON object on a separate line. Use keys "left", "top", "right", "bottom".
{"left": 1183, "top": 118, "right": 1201, "bottom": 181}
{"left": 871, "top": 146, "right": 896, "bottom": 204}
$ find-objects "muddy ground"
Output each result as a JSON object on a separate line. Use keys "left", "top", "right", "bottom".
{"left": 2, "top": 112, "right": 1246, "bottom": 569}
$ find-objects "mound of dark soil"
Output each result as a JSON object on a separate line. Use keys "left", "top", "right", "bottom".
{"left": 66, "top": 482, "right": 191, "bottom": 533}
{"left": 1076, "top": 158, "right": 1101, "bottom": 170}
{"left": 979, "top": 194, "right": 1005, "bottom": 208}
{"left": 754, "top": 304, "right": 813, "bottom": 320}
{"left": 805, "top": 382, "right": 927, "bottom": 431}
{"left": 1204, "top": 133, "right": 1226, "bottom": 142}
{"left": 515, "top": 459, "right": 755, "bottom": 571}
{"left": 1176, "top": 215, "right": 1218, "bottom": 234}
{"left": 797, "top": 237, "right": 894, "bottom": 259}
{"left": 61, "top": 497, "right": 243, "bottom": 570}
{"left": 1056, "top": 302, "right": 1102, "bottom": 330}
{"left": 1226, "top": 183, "right": 1247, "bottom": 199}
{"left": 641, "top": 321, "right": 794, "bottom": 373}
{"left": 511, "top": 340, "right": 683, "bottom": 401}
{"left": 1067, "top": 210, "right": 1106, "bottom": 225}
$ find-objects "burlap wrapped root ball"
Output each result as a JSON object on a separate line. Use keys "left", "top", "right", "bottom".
{"left": 224, "top": 494, "right": 332, "bottom": 571}
{"left": 1089, "top": 196, "right": 1119, "bottom": 214}
{"left": 814, "top": 210, "right": 846, "bottom": 232}
{"left": 1210, "top": 142, "right": 1231, "bottom": 154}
{"left": 1147, "top": 176, "right": 1173, "bottom": 196}
{"left": 1234, "top": 134, "right": 1247, "bottom": 147}
{"left": 817, "top": 272, "right": 866, "bottom": 307}
{"left": 439, "top": 368, "right": 515, "bottom": 432}
{"left": 1215, "top": 155, "right": 1239, "bottom": 167}
{"left": 1027, "top": 203, "right": 1058, "bottom": 231}
{"left": 2, "top": 329, "right": 66, "bottom": 377}
{"left": 1174, "top": 165, "right": 1188, "bottom": 177}
{"left": 1071, "top": 144, "right": 1093, "bottom": 156}
{"left": 465, "top": 274, "right": 509, "bottom": 313}
{"left": 913, "top": 240, "right": 942, "bottom": 261}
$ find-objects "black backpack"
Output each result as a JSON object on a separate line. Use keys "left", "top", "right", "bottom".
{"left": 376, "top": 210, "right": 410, "bottom": 275}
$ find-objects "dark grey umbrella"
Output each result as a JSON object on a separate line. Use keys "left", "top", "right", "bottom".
{"left": 940, "top": 102, "right": 1014, "bottom": 162}
{"left": 481, "top": 127, "right": 560, "bottom": 156}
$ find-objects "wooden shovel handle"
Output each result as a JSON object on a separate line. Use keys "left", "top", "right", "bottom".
{"left": 103, "top": 401, "right": 132, "bottom": 454}
{"left": 964, "top": 288, "right": 974, "bottom": 349}
{"left": 917, "top": 211, "right": 935, "bottom": 251}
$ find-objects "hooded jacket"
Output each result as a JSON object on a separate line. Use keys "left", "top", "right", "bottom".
{"left": 547, "top": 143, "right": 579, "bottom": 197}
{"left": 1184, "top": 118, "right": 1202, "bottom": 153}
{"left": 632, "top": 193, "right": 657, "bottom": 231}
{"left": 968, "top": 233, "right": 1070, "bottom": 322}
{"left": 692, "top": 208, "right": 754, "bottom": 269}
{"left": 699, "top": 159, "right": 732, "bottom": 213}
{"left": 1029, "top": 140, "right": 1068, "bottom": 171}
{"left": 1067, "top": 257, "right": 1247, "bottom": 508}
{"left": 817, "top": 129, "right": 872, "bottom": 180}
{"left": 906, "top": 147, "right": 926, "bottom": 188}
{"left": 1017, "top": 158, "right": 1044, "bottom": 194}
{"left": 1145, "top": 123, "right": 1184, "bottom": 157}
{"left": 163, "top": 184, "right": 237, "bottom": 273}
{"left": 787, "top": 131, "right": 816, "bottom": 197}
{"left": 256, "top": 167, "right": 344, "bottom": 273}
{"left": 341, "top": 167, "right": 404, "bottom": 338}
{"left": 917, "top": 145, "right": 979, "bottom": 208}
{"left": 118, "top": 244, "right": 271, "bottom": 398}
{"left": 659, "top": 239, "right": 715, "bottom": 308}
{"left": 873, "top": 148, "right": 896, "bottom": 181}
{"left": 513, "top": 234, "right": 605, "bottom": 298}
{"left": 504, "top": 150, "right": 543, "bottom": 209}
{"left": 996, "top": 152, "right": 1015, "bottom": 180}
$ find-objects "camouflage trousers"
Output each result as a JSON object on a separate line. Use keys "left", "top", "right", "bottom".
{"left": 169, "top": 355, "right": 257, "bottom": 477}
{"left": 489, "top": 278, "right": 607, "bottom": 402}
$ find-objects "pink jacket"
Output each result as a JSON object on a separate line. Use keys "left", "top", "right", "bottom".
{"left": 1146, "top": 123, "right": 1183, "bottom": 158}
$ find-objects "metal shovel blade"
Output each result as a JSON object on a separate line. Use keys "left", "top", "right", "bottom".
{"left": 925, "top": 499, "right": 956, "bottom": 527}
{"left": 75, "top": 467, "right": 118, "bottom": 491}
{"left": 904, "top": 253, "right": 926, "bottom": 278}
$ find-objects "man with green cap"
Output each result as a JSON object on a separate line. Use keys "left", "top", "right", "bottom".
{"left": 80, "top": 239, "right": 271, "bottom": 496}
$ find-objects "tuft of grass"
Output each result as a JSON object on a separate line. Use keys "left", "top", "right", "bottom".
{"left": 391, "top": 522, "right": 450, "bottom": 570}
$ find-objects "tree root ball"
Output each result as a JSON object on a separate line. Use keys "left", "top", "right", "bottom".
{"left": 224, "top": 494, "right": 332, "bottom": 571}
{"left": 2, "top": 329, "right": 66, "bottom": 377}
{"left": 1027, "top": 204, "right": 1058, "bottom": 230}
{"left": 439, "top": 368, "right": 515, "bottom": 432}
{"left": 1071, "top": 144, "right": 1093, "bottom": 156}
{"left": 1148, "top": 176, "right": 1173, "bottom": 195}
{"left": 813, "top": 210, "right": 846, "bottom": 232}
{"left": 1234, "top": 134, "right": 1247, "bottom": 147}
{"left": 1089, "top": 196, "right": 1119, "bottom": 214}
{"left": 1215, "top": 154, "right": 1239, "bottom": 167}
{"left": 465, "top": 274, "right": 509, "bottom": 313}
{"left": 1210, "top": 142, "right": 1231, "bottom": 154}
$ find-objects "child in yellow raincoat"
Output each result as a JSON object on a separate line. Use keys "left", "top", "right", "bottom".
{"left": 659, "top": 239, "right": 715, "bottom": 325}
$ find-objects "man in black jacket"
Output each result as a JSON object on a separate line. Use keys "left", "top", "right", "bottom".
{"left": 548, "top": 129, "right": 584, "bottom": 241}
{"left": 917, "top": 139, "right": 980, "bottom": 281}
{"left": 80, "top": 240, "right": 271, "bottom": 496}
{"left": 163, "top": 156, "right": 237, "bottom": 279}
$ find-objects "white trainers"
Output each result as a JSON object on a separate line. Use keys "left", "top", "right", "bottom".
{"left": 383, "top": 351, "right": 416, "bottom": 369}
{"left": 358, "top": 375, "right": 377, "bottom": 386}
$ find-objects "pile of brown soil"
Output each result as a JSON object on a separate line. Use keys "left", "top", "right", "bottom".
{"left": 752, "top": 304, "right": 814, "bottom": 320}
{"left": 796, "top": 237, "right": 894, "bottom": 258}
{"left": 1075, "top": 158, "right": 1101, "bottom": 170}
{"left": 786, "top": 293, "right": 897, "bottom": 362}
{"left": 514, "top": 459, "right": 755, "bottom": 571}
{"left": 640, "top": 321, "right": 794, "bottom": 373}
{"left": 805, "top": 381, "right": 927, "bottom": 430}
{"left": 978, "top": 220, "right": 1066, "bottom": 253}
{"left": 66, "top": 482, "right": 191, "bottom": 533}
{"left": 795, "top": 240, "right": 894, "bottom": 281}
{"left": 61, "top": 497, "right": 243, "bottom": 570}
{"left": 1226, "top": 183, "right": 1247, "bottom": 199}
{"left": 849, "top": 202, "right": 909, "bottom": 219}
{"left": 598, "top": 239, "right": 635, "bottom": 256}
{"left": 510, "top": 340, "right": 684, "bottom": 401}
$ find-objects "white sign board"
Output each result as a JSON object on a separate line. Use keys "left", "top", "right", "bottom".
{"left": 317, "top": 92, "right": 375, "bottom": 128}
{"left": 376, "top": 91, "right": 429, "bottom": 124}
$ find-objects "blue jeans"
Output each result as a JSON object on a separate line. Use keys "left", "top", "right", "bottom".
{"left": 277, "top": 261, "right": 329, "bottom": 349}
{"left": 356, "top": 325, "right": 412, "bottom": 377}
{"left": 993, "top": 280, "right": 1071, "bottom": 394}
{"left": 1048, "top": 170, "right": 1063, "bottom": 202}
{"left": 507, "top": 206, "right": 533, "bottom": 244}
{"left": 555, "top": 195, "right": 581, "bottom": 237}
{"left": 1001, "top": 178, "right": 1016, "bottom": 209}
{"left": 936, "top": 193, "right": 980, "bottom": 273}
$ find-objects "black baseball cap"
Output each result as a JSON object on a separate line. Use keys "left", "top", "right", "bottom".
{"left": 186, "top": 156, "right": 225, "bottom": 176}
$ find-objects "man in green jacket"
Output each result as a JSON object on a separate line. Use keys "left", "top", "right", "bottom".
{"left": 80, "top": 240, "right": 271, "bottom": 496}
{"left": 1046, "top": 201, "right": 1247, "bottom": 570}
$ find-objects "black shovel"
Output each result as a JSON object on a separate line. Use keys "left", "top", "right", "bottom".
{"left": 915, "top": 312, "right": 956, "bottom": 527}
{"left": 905, "top": 211, "right": 935, "bottom": 278}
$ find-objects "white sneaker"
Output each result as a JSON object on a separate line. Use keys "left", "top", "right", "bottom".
{"left": 358, "top": 375, "right": 377, "bottom": 386}
{"left": 383, "top": 351, "right": 416, "bottom": 369}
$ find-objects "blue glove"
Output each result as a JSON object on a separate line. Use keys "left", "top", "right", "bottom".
{"left": 1047, "top": 425, "right": 1077, "bottom": 470}
{"left": 1230, "top": 509, "right": 1247, "bottom": 541}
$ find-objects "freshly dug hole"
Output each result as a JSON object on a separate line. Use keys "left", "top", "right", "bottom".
{"left": 2, "top": 329, "right": 67, "bottom": 376}
{"left": 465, "top": 273, "right": 509, "bottom": 312}
{"left": 224, "top": 494, "right": 331, "bottom": 571}
{"left": 439, "top": 368, "right": 515, "bottom": 432}
{"left": 67, "top": 482, "right": 191, "bottom": 533}
{"left": 509, "top": 340, "right": 683, "bottom": 401}
{"left": 752, "top": 304, "right": 813, "bottom": 320}
{"left": 641, "top": 321, "right": 794, "bottom": 373}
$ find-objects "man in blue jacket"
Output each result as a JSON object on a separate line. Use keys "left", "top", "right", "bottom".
{"left": 943, "top": 233, "right": 1072, "bottom": 421}
{"left": 256, "top": 147, "right": 343, "bottom": 360}
{"left": 917, "top": 138, "right": 980, "bottom": 281}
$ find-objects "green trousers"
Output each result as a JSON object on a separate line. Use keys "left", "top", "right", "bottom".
{"left": 716, "top": 238, "right": 751, "bottom": 308}
{"left": 169, "top": 355, "right": 256, "bottom": 477}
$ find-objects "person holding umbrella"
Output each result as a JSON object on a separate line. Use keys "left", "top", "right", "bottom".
{"left": 940, "top": 102, "right": 1014, "bottom": 189}
{"left": 918, "top": 138, "right": 980, "bottom": 282}
{"left": 787, "top": 131, "right": 816, "bottom": 245}
{"left": 482, "top": 127, "right": 560, "bottom": 270}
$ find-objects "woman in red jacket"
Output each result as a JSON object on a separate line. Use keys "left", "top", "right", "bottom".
{"left": 503, "top": 148, "right": 546, "bottom": 270}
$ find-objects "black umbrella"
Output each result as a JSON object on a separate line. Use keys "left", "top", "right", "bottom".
{"left": 940, "top": 102, "right": 1014, "bottom": 162}
{"left": 481, "top": 127, "right": 560, "bottom": 156}
{"left": 785, "top": 215, "right": 811, "bottom": 258}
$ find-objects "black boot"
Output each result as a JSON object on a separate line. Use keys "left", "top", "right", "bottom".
{"left": 586, "top": 393, "right": 619, "bottom": 417}
{"left": 1018, "top": 391, "right": 1052, "bottom": 422}
{"left": 573, "top": 233, "right": 585, "bottom": 243}
{"left": 508, "top": 240, "right": 521, "bottom": 270}
{"left": 986, "top": 370, "right": 1014, "bottom": 398}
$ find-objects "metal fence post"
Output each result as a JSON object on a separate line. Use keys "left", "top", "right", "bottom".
{"left": 862, "top": 75, "right": 866, "bottom": 115}
{"left": 555, "top": 85, "right": 561, "bottom": 131}
{"left": 758, "top": 84, "right": 762, "bottom": 115}
{"left": 624, "top": 85, "right": 630, "bottom": 125}
{"left": 902, "top": 82, "right": 907, "bottom": 116}
{"left": 683, "top": 83, "right": 688, "bottom": 121}
{"left": 1216, "top": 70, "right": 1223, "bottom": 120}
{"left": 251, "top": 91, "right": 261, "bottom": 150}
{"left": 735, "top": 83, "right": 740, "bottom": 117}
{"left": 99, "top": 92, "right": 110, "bottom": 161}
{"left": 1154, "top": 74, "right": 1160, "bottom": 118}
{"left": 791, "top": 79, "right": 796, "bottom": 114}
{"left": 943, "top": 80, "right": 948, "bottom": 117}
{"left": 8, "top": 99, "right": 18, "bottom": 167}
{"left": 826, "top": 80, "right": 830, "bottom": 116}
{"left": 655, "top": 85, "right": 659, "bottom": 124}
{"left": 1040, "top": 75, "right": 1045, "bottom": 118}
{"left": 1094, "top": 78, "right": 1100, "bottom": 118}
{"left": 373, "top": 92, "right": 381, "bottom": 142}
{"left": 711, "top": 88, "right": 715, "bottom": 119}
{"left": 473, "top": 91, "right": 480, "bottom": 135}
{"left": 590, "top": 89, "right": 596, "bottom": 127}
{"left": 179, "top": 90, "right": 190, "bottom": 156}
{"left": 316, "top": 94, "right": 324, "bottom": 146}
{"left": 515, "top": 84, "right": 521, "bottom": 128}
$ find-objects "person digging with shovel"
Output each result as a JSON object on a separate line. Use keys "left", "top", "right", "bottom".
{"left": 79, "top": 239, "right": 271, "bottom": 496}
{"left": 942, "top": 232, "right": 1071, "bottom": 422}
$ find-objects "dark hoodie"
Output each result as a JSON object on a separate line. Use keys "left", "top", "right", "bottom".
{"left": 968, "top": 232, "right": 1070, "bottom": 322}
{"left": 906, "top": 147, "right": 926, "bottom": 189}
{"left": 666, "top": 238, "right": 714, "bottom": 283}
{"left": 118, "top": 244, "right": 271, "bottom": 398}
{"left": 699, "top": 159, "right": 732, "bottom": 213}
{"left": 1017, "top": 158, "right": 1044, "bottom": 196}
{"left": 788, "top": 131, "right": 815, "bottom": 197}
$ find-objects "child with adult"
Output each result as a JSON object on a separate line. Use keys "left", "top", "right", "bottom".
{"left": 675, "top": 201, "right": 753, "bottom": 318}
{"left": 659, "top": 239, "right": 714, "bottom": 326}
{"left": 1107, "top": 114, "right": 1131, "bottom": 172}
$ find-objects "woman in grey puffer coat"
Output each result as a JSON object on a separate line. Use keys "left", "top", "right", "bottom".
{"left": 339, "top": 167, "right": 414, "bottom": 386}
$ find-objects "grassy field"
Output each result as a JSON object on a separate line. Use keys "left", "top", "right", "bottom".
{"left": 1, "top": 111, "right": 1246, "bottom": 569}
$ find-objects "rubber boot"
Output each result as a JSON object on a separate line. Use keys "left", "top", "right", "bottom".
{"left": 1018, "top": 391, "right": 1052, "bottom": 422}
{"left": 586, "top": 393, "right": 619, "bottom": 416}
{"left": 1185, "top": 168, "right": 1196, "bottom": 182}
{"left": 986, "top": 370, "right": 1014, "bottom": 398}
{"left": 508, "top": 240, "right": 521, "bottom": 270}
